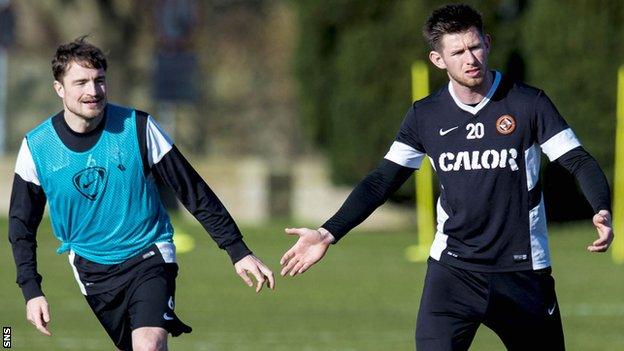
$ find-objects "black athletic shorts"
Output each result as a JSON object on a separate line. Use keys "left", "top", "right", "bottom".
{"left": 415, "top": 258, "right": 564, "bottom": 351}
{"left": 78, "top": 245, "right": 192, "bottom": 350}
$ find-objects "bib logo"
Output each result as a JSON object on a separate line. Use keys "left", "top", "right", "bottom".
{"left": 73, "top": 167, "right": 107, "bottom": 200}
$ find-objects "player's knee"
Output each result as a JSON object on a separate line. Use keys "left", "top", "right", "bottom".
{"left": 133, "top": 338, "right": 166, "bottom": 351}
{"left": 132, "top": 327, "right": 168, "bottom": 351}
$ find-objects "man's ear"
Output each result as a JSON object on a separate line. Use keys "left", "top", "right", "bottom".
{"left": 53, "top": 80, "right": 64, "bottom": 99}
{"left": 484, "top": 34, "right": 492, "bottom": 54}
{"left": 429, "top": 50, "right": 447, "bottom": 70}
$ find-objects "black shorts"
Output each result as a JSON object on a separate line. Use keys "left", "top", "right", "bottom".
{"left": 82, "top": 251, "right": 191, "bottom": 350}
{"left": 416, "top": 258, "right": 564, "bottom": 351}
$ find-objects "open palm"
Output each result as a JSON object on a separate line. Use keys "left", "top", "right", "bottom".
{"left": 280, "top": 228, "right": 334, "bottom": 276}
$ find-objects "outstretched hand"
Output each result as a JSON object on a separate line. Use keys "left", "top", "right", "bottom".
{"left": 280, "top": 228, "right": 335, "bottom": 277}
{"left": 26, "top": 296, "right": 51, "bottom": 336}
{"left": 234, "top": 254, "right": 275, "bottom": 293}
{"left": 588, "top": 209, "right": 614, "bottom": 253}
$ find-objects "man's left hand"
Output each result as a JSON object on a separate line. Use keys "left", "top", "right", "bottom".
{"left": 234, "top": 254, "right": 275, "bottom": 293}
{"left": 588, "top": 209, "right": 614, "bottom": 253}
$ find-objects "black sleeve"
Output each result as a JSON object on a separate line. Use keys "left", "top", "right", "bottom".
{"left": 556, "top": 146, "right": 611, "bottom": 213}
{"left": 8, "top": 174, "right": 47, "bottom": 302}
{"left": 135, "top": 111, "right": 251, "bottom": 263}
{"left": 152, "top": 146, "right": 252, "bottom": 264}
{"left": 321, "top": 159, "right": 414, "bottom": 243}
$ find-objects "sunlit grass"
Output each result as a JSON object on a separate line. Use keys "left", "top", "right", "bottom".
{"left": 1, "top": 217, "right": 622, "bottom": 350}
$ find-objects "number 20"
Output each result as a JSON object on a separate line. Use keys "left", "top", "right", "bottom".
{"left": 466, "top": 123, "right": 484, "bottom": 139}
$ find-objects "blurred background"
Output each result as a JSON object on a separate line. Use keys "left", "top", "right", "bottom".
{"left": 0, "top": 0, "right": 623, "bottom": 350}
{"left": 0, "top": 0, "right": 622, "bottom": 223}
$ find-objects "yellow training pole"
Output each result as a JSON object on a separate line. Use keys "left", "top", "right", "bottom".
{"left": 612, "top": 66, "right": 624, "bottom": 264}
{"left": 405, "top": 61, "right": 435, "bottom": 262}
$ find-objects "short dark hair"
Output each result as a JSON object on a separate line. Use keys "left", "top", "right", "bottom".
{"left": 423, "top": 4, "right": 484, "bottom": 51}
{"left": 52, "top": 36, "right": 107, "bottom": 81}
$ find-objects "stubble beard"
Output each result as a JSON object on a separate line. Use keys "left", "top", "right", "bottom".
{"left": 449, "top": 70, "right": 485, "bottom": 89}
{"left": 67, "top": 98, "right": 106, "bottom": 121}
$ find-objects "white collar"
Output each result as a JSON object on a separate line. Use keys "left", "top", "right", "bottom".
{"left": 448, "top": 71, "right": 501, "bottom": 115}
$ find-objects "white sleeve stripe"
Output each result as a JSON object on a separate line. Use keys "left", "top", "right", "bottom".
{"left": 384, "top": 141, "right": 425, "bottom": 169}
{"left": 146, "top": 115, "right": 174, "bottom": 167}
{"left": 540, "top": 128, "right": 581, "bottom": 161}
{"left": 15, "top": 138, "right": 40, "bottom": 186}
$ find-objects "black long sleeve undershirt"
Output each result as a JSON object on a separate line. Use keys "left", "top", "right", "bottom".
{"left": 151, "top": 146, "right": 251, "bottom": 262}
{"left": 8, "top": 175, "right": 47, "bottom": 301}
{"left": 133, "top": 111, "right": 252, "bottom": 263}
{"left": 556, "top": 146, "right": 611, "bottom": 213}
{"left": 322, "top": 159, "right": 414, "bottom": 243}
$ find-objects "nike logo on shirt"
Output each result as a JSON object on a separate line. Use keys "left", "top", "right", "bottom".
{"left": 439, "top": 126, "right": 459, "bottom": 136}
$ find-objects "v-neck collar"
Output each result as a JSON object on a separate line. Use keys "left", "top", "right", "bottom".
{"left": 448, "top": 71, "right": 501, "bottom": 115}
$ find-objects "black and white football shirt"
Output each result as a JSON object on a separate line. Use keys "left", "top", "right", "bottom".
{"left": 385, "top": 71, "right": 581, "bottom": 272}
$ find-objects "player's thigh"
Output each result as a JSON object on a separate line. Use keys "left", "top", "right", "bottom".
{"left": 132, "top": 327, "right": 168, "bottom": 351}
{"left": 485, "top": 268, "right": 564, "bottom": 351}
{"left": 85, "top": 288, "right": 134, "bottom": 350}
{"left": 415, "top": 259, "right": 487, "bottom": 351}
{"left": 127, "top": 264, "right": 191, "bottom": 337}
{"left": 416, "top": 314, "right": 479, "bottom": 351}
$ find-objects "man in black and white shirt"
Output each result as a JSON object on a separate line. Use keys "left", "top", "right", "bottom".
{"left": 279, "top": 4, "right": 613, "bottom": 350}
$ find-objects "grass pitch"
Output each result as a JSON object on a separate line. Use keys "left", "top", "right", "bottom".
{"left": 1, "top": 216, "right": 623, "bottom": 350}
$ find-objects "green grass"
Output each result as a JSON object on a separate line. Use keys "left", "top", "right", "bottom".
{"left": 1, "top": 217, "right": 623, "bottom": 350}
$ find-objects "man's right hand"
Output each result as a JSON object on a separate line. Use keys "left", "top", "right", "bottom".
{"left": 588, "top": 209, "right": 614, "bottom": 252}
{"left": 26, "top": 296, "right": 51, "bottom": 336}
{"left": 280, "top": 227, "right": 335, "bottom": 276}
